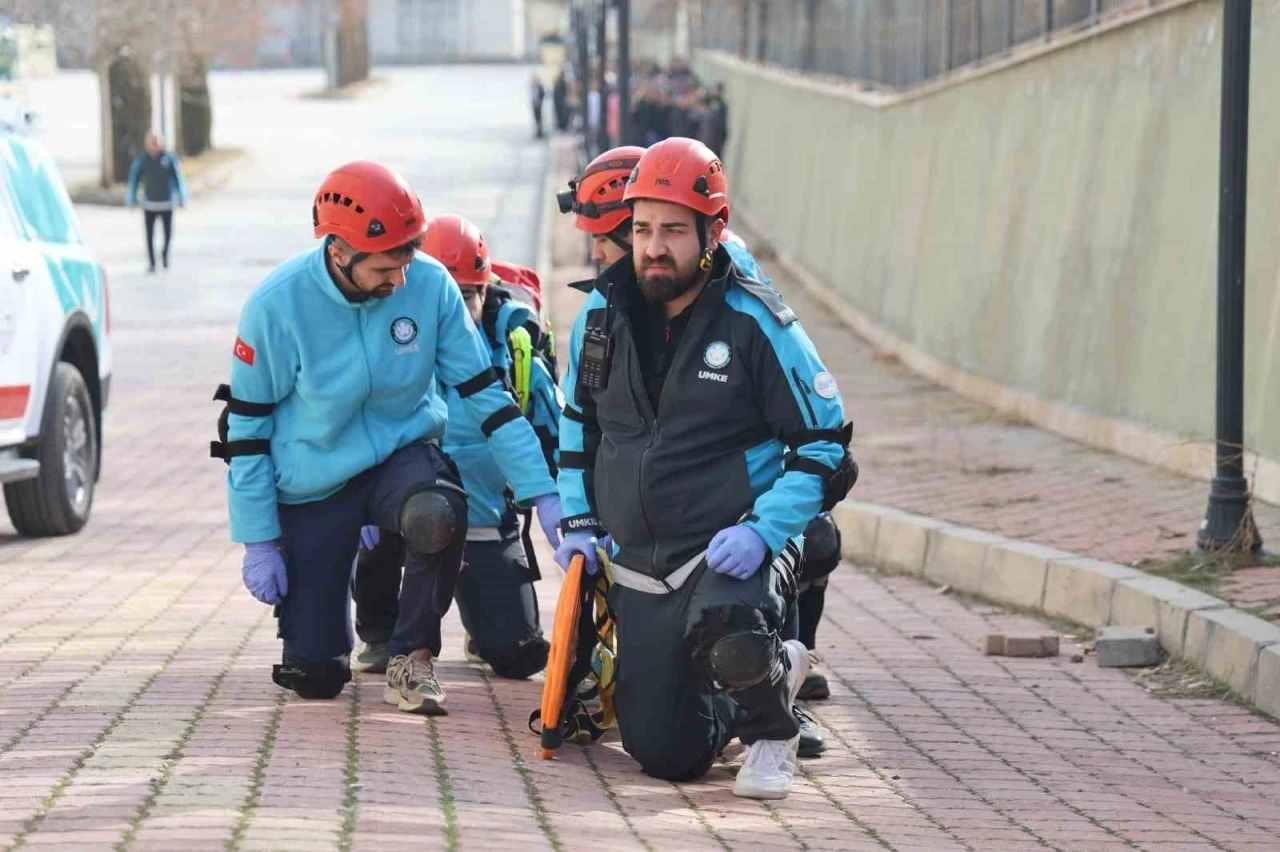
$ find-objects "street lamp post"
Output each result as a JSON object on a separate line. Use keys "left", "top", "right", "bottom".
{"left": 1198, "top": 0, "right": 1262, "bottom": 554}
{"left": 595, "top": 0, "right": 608, "bottom": 155}
{"left": 617, "top": 0, "right": 630, "bottom": 147}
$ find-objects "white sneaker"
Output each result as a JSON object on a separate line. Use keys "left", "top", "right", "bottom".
{"left": 733, "top": 640, "right": 810, "bottom": 799}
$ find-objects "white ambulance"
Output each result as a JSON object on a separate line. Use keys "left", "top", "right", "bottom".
{"left": 0, "top": 97, "right": 111, "bottom": 535}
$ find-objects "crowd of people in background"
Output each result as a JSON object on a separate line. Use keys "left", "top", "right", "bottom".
{"left": 541, "top": 57, "right": 729, "bottom": 158}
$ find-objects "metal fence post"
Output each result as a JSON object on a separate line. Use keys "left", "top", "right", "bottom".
{"left": 617, "top": 0, "right": 629, "bottom": 147}
{"left": 920, "top": 0, "right": 930, "bottom": 82}
{"left": 973, "top": 0, "right": 982, "bottom": 63}
{"left": 1044, "top": 0, "right": 1053, "bottom": 38}
{"left": 1007, "top": 0, "right": 1015, "bottom": 49}
{"left": 596, "top": 0, "right": 607, "bottom": 154}
{"left": 944, "top": 0, "right": 954, "bottom": 71}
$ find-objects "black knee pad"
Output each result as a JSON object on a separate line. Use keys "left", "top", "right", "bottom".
{"left": 690, "top": 605, "right": 782, "bottom": 691}
{"left": 485, "top": 635, "right": 550, "bottom": 680}
{"left": 272, "top": 658, "right": 351, "bottom": 700}
{"left": 399, "top": 482, "right": 467, "bottom": 555}
{"left": 800, "top": 513, "right": 842, "bottom": 582}
{"left": 638, "top": 749, "right": 717, "bottom": 782}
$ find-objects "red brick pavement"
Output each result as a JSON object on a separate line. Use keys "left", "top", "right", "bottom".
{"left": 3, "top": 140, "right": 1280, "bottom": 849}
{"left": 538, "top": 140, "right": 1280, "bottom": 851}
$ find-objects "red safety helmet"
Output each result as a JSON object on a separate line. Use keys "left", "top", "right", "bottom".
{"left": 563, "top": 146, "right": 646, "bottom": 235}
{"left": 491, "top": 260, "right": 543, "bottom": 313}
{"left": 313, "top": 161, "right": 427, "bottom": 253}
{"left": 623, "top": 137, "right": 728, "bottom": 223}
{"left": 422, "top": 214, "right": 491, "bottom": 287}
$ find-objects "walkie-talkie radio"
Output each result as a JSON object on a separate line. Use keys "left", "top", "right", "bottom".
{"left": 579, "top": 327, "right": 613, "bottom": 390}
{"left": 578, "top": 281, "right": 618, "bottom": 391}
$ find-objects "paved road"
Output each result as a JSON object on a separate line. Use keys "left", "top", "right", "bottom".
{"left": 0, "top": 66, "right": 1279, "bottom": 851}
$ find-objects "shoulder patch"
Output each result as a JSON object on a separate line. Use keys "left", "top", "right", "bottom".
{"left": 736, "top": 278, "right": 797, "bottom": 326}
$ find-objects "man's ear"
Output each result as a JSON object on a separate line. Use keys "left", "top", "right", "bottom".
{"left": 707, "top": 217, "right": 726, "bottom": 250}
{"left": 327, "top": 238, "right": 350, "bottom": 268}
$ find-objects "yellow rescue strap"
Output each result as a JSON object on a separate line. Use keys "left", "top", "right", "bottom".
{"left": 509, "top": 326, "right": 533, "bottom": 414}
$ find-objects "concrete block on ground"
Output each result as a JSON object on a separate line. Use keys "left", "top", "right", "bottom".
{"left": 1096, "top": 626, "right": 1161, "bottom": 668}
{"left": 979, "top": 541, "right": 1072, "bottom": 610}
{"left": 873, "top": 509, "right": 948, "bottom": 577}
{"left": 1042, "top": 558, "right": 1145, "bottom": 627}
{"left": 1254, "top": 645, "right": 1280, "bottom": 718}
{"left": 984, "top": 634, "right": 1059, "bottom": 657}
{"left": 1185, "top": 608, "right": 1280, "bottom": 697}
{"left": 831, "top": 501, "right": 881, "bottom": 564}
{"left": 922, "top": 526, "right": 1003, "bottom": 590}
{"left": 1111, "top": 575, "right": 1228, "bottom": 657}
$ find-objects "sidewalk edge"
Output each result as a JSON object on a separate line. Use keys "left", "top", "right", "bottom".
{"left": 833, "top": 500, "right": 1280, "bottom": 717}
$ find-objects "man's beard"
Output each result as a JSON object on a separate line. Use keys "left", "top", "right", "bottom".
{"left": 638, "top": 257, "right": 701, "bottom": 305}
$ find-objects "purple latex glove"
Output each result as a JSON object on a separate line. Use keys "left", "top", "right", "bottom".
{"left": 242, "top": 540, "right": 288, "bottom": 604}
{"left": 533, "top": 492, "right": 564, "bottom": 549}
{"left": 554, "top": 531, "right": 602, "bottom": 575}
{"left": 359, "top": 525, "right": 381, "bottom": 551}
{"left": 706, "top": 525, "right": 768, "bottom": 580}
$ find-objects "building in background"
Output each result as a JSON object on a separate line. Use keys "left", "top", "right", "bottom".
{"left": 0, "top": 22, "right": 59, "bottom": 80}
{"left": 257, "top": 0, "right": 547, "bottom": 67}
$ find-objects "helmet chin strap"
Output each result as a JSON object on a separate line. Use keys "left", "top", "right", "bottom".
{"left": 606, "top": 231, "right": 631, "bottom": 253}
{"left": 327, "top": 236, "right": 370, "bottom": 294}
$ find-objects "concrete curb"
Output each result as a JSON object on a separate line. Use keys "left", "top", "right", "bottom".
{"left": 533, "top": 136, "right": 557, "bottom": 320}
{"left": 833, "top": 500, "right": 1280, "bottom": 716}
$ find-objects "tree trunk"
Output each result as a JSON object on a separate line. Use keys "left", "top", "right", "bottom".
{"left": 107, "top": 50, "right": 151, "bottom": 184}
{"left": 96, "top": 59, "right": 113, "bottom": 188}
{"left": 335, "top": 0, "right": 370, "bottom": 88}
{"left": 178, "top": 53, "right": 212, "bottom": 156}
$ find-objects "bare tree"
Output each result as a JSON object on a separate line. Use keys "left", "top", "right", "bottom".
{"left": 6, "top": 0, "right": 281, "bottom": 180}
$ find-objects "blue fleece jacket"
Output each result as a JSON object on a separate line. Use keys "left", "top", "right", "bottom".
{"left": 224, "top": 244, "right": 555, "bottom": 543}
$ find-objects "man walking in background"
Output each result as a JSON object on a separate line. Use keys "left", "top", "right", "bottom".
{"left": 530, "top": 71, "right": 546, "bottom": 139}
{"left": 127, "top": 132, "right": 187, "bottom": 273}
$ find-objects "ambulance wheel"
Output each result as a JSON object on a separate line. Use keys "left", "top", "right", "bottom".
{"left": 5, "top": 363, "right": 98, "bottom": 537}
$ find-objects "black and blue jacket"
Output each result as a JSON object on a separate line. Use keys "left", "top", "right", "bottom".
{"left": 557, "top": 247, "right": 850, "bottom": 580}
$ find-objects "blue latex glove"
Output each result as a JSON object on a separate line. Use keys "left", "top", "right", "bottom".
{"left": 359, "top": 525, "right": 381, "bottom": 551}
{"left": 242, "top": 540, "right": 288, "bottom": 604}
{"left": 533, "top": 492, "right": 564, "bottom": 549}
{"left": 554, "top": 531, "right": 602, "bottom": 576}
{"left": 706, "top": 525, "right": 768, "bottom": 580}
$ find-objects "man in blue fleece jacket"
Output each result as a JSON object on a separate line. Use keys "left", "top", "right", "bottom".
{"left": 213, "top": 161, "right": 563, "bottom": 714}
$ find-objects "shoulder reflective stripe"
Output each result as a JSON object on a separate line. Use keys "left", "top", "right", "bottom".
{"left": 213, "top": 383, "right": 274, "bottom": 417}
{"left": 561, "top": 405, "right": 589, "bottom": 424}
{"left": 785, "top": 457, "right": 835, "bottom": 478}
{"left": 480, "top": 405, "right": 523, "bottom": 437}
{"left": 736, "top": 277, "right": 797, "bottom": 326}
{"left": 210, "top": 439, "right": 271, "bottom": 461}
{"left": 560, "top": 451, "right": 593, "bottom": 470}
{"left": 455, "top": 367, "right": 500, "bottom": 398}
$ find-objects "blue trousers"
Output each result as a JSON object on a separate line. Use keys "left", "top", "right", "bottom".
{"left": 276, "top": 439, "right": 466, "bottom": 663}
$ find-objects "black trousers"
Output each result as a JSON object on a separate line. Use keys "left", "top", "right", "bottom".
{"left": 143, "top": 209, "right": 173, "bottom": 269}
{"left": 278, "top": 440, "right": 465, "bottom": 662}
{"left": 357, "top": 535, "right": 544, "bottom": 670}
{"left": 607, "top": 560, "right": 797, "bottom": 782}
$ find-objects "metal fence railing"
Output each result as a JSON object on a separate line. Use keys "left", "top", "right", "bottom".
{"left": 697, "top": 0, "right": 1172, "bottom": 89}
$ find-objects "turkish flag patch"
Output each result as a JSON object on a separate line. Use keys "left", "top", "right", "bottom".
{"left": 234, "top": 337, "right": 256, "bottom": 366}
